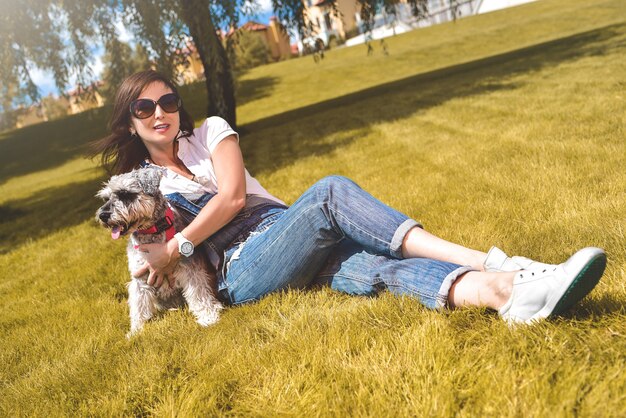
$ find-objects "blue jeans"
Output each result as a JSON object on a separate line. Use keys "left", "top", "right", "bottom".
{"left": 167, "top": 176, "right": 471, "bottom": 309}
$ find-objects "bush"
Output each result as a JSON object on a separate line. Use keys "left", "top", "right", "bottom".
{"left": 230, "top": 30, "right": 270, "bottom": 71}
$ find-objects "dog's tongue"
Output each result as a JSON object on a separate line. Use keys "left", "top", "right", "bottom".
{"left": 111, "top": 226, "right": 121, "bottom": 240}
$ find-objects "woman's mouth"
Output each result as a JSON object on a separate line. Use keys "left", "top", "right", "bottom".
{"left": 154, "top": 123, "right": 170, "bottom": 133}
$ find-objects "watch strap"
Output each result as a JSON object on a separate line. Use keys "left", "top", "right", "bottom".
{"left": 174, "top": 232, "right": 194, "bottom": 257}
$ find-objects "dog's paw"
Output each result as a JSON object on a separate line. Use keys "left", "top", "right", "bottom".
{"left": 195, "top": 308, "right": 221, "bottom": 327}
{"left": 126, "top": 325, "right": 143, "bottom": 339}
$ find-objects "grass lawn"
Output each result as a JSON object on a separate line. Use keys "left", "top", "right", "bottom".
{"left": 1, "top": 0, "right": 626, "bottom": 415}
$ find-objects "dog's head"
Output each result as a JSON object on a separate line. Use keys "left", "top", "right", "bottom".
{"left": 95, "top": 167, "right": 165, "bottom": 239}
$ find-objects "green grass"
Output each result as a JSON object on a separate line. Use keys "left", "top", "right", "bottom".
{"left": 2, "top": 0, "right": 626, "bottom": 415}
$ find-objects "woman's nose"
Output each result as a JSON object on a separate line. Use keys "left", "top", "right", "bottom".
{"left": 154, "top": 104, "right": 165, "bottom": 119}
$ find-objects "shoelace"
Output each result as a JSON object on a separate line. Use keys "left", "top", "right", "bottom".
{"left": 519, "top": 267, "right": 557, "bottom": 279}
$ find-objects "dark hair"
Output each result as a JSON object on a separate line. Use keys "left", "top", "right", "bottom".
{"left": 92, "top": 70, "right": 195, "bottom": 175}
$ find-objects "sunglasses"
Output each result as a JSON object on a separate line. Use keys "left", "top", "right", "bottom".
{"left": 130, "top": 93, "right": 182, "bottom": 119}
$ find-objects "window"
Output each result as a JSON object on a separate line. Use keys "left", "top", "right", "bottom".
{"left": 324, "top": 12, "right": 332, "bottom": 31}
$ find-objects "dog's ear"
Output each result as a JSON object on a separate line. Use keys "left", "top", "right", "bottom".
{"left": 132, "top": 167, "right": 163, "bottom": 195}
{"left": 96, "top": 174, "right": 120, "bottom": 199}
{"left": 96, "top": 184, "right": 112, "bottom": 200}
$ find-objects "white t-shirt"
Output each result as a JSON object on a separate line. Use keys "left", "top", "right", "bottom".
{"left": 154, "top": 116, "right": 285, "bottom": 205}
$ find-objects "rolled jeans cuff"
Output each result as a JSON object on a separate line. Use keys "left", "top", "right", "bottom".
{"left": 390, "top": 218, "right": 423, "bottom": 259}
{"left": 435, "top": 265, "right": 476, "bottom": 309}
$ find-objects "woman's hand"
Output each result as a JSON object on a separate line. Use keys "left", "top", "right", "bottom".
{"left": 132, "top": 239, "right": 180, "bottom": 287}
{"left": 129, "top": 135, "right": 245, "bottom": 288}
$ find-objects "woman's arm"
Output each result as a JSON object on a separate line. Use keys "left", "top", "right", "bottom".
{"left": 179, "top": 135, "right": 246, "bottom": 244}
{"left": 134, "top": 135, "right": 246, "bottom": 286}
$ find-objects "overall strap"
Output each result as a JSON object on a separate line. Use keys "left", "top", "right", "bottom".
{"left": 165, "top": 192, "right": 287, "bottom": 270}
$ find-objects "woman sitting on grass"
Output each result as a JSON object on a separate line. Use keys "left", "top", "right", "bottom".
{"left": 94, "top": 70, "right": 607, "bottom": 324}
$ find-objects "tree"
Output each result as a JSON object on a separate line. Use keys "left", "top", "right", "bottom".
{"left": 0, "top": 0, "right": 99, "bottom": 114}
{"left": 1, "top": 0, "right": 430, "bottom": 129}
{"left": 0, "top": 0, "right": 247, "bottom": 127}
{"left": 101, "top": 40, "right": 152, "bottom": 104}
{"left": 177, "top": 0, "right": 238, "bottom": 127}
{"left": 229, "top": 30, "right": 270, "bottom": 72}
{"left": 41, "top": 94, "right": 68, "bottom": 120}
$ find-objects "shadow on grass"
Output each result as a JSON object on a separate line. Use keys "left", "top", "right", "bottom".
{"left": 177, "top": 80, "right": 209, "bottom": 122}
{"left": 0, "top": 76, "right": 279, "bottom": 186}
{"left": 0, "top": 169, "right": 107, "bottom": 253}
{"left": 178, "top": 76, "right": 278, "bottom": 121}
{"left": 238, "top": 23, "right": 625, "bottom": 175}
{"left": 236, "top": 76, "right": 279, "bottom": 107}
{"left": 569, "top": 292, "right": 626, "bottom": 319}
{"left": 0, "top": 107, "right": 110, "bottom": 185}
{"left": 1, "top": 23, "right": 623, "bottom": 250}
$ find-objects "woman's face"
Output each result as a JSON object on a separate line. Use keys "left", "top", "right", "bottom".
{"left": 130, "top": 81, "right": 181, "bottom": 151}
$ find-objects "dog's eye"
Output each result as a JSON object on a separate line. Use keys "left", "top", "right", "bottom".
{"left": 116, "top": 190, "right": 138, "bottom": 201}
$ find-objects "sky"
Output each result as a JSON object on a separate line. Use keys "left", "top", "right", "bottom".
{"left": 32, "top": 1, "right": 275, "bottom": 97}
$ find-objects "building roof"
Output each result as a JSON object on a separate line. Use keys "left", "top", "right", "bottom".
{"left": 225, "top": 21, "right": 271, "bottom": 38}
{"left": 240, "top": 21, "right": 269, "bottom": 32}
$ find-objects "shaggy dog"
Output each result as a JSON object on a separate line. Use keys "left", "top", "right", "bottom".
{"left": 95, "top": 167, "right": 223, "bottom": 337}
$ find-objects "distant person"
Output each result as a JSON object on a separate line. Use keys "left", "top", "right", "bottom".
{"left": 93, "top": 70, "right": 606, "bottom": 325}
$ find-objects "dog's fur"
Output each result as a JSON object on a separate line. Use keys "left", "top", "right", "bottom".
{"left": 95, "top": 167, "right": 223, "bottom": 337}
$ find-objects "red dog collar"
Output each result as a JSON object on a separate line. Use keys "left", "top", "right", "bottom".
{"left": 136, "top": 206, "right": 176, "bottom": 241}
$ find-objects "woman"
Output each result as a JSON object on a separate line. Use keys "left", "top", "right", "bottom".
{"left": 94, "top": 70, "right": 606, "bottom": 324}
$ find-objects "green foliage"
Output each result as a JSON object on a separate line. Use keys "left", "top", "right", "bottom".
{"left": 1, "top": 0, "right": 626, "bottom": 415}
{"left": 41, "top": 94, "right": 68, "bottom": 121}
{"left": 0, "top": 0, "right": 433, "bottom": 127}
{"left": 0, "top": 0, "right": 105, "bottom": 108}
{"left": 230, "top": 30, "right": 271, "bottom": 72}
{"left": 0, "top": 109, "right": 18, "bottom": 132}
{"left": 0, "top": 0, "right": 245, "bottom": 124}
{"left": 101, "top": 41, "right": 153, "bottom": 104}
{"left": 351, "top": 0, "right": 429, "bottom": 34}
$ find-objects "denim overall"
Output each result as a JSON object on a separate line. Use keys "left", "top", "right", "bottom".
{"left": 165, "top": 192, "right": 287, "bottom": 303}
{"left": 165, "top": 176, "right": 472, "bottom": 309}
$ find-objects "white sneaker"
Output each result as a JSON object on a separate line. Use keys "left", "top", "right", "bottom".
{"left": 498, "top": 247, "right": 607, "bottom": 324}
{"left": 484, "top": 246, "right": 556, "bottom": 272}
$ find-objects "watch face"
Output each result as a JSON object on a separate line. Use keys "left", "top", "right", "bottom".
{"left": 181, "top": 242, "right": 193, "bottom": 255}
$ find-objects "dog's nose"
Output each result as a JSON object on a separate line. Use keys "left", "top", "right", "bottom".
{"left": 99, "top": 211, "right": 111, "bottom": 223}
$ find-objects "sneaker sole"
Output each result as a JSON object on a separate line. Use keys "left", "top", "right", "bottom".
{"left": 550, "top": 251, "right": 606, "bottom": 316}
{"left": 529, "top": 249, "right": 607, "bottom": 323}
{"left": 505, "top": 247, "right": 606, "bottom": 324}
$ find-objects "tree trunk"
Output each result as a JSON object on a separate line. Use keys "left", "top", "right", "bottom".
{"left": 179, "top": 0, "right": 237, "bottom": 129}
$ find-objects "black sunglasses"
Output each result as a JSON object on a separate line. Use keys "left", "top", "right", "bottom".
{"left": 130, "top": 93, "right": 182, "bottom": 119}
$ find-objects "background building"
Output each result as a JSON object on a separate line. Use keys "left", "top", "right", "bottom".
{"left": 177, "top": 17, "right": 292, "bottom": 84}
{"left": 13, "top": 84, "right": 102, "bottom": 129}
{"left": 238, "top": 17, "right": 293, "bottom": 62}
{"left": 301, "top": 0, "right": 536, "bottom": 50}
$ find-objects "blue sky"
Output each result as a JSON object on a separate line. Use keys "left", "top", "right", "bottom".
{"left": 34, "top": 1, "right": 275, "bottom": 97}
